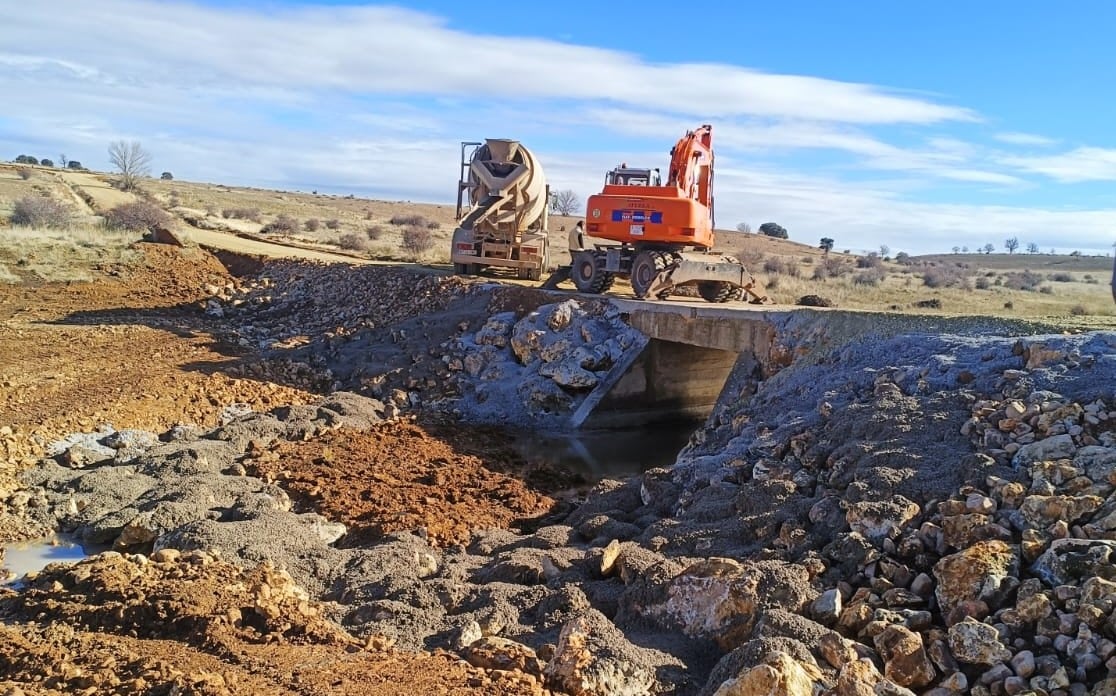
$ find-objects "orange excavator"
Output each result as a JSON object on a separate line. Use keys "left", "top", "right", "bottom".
{"left": 569, "top": 124, "right": 769, "bottom": 303}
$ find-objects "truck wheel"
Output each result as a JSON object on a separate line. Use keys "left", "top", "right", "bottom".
{"left": 572, "top": 252, "right": 611, "bottom": 294}
{"left": 631, "top": 251, "right": 668, "bottom": 299}
{"left": 697, "top": 281, "right": 738, "bottom": 303}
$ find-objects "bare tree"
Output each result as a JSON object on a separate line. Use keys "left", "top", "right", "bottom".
{"left": 1027, "top": 242, "right": 1039, "bottom": 254}
{"left": 952, "top": 246, "right": 961, "bottom": 254}
{"left": 736, "top": 222, "right": 753, "bottom": 234}
{"left": 107, "top": 140, "right": 152, "bottom": 191}
{"left": 982, "top": 243, "right": 995, "bottom": 254}
{"left": 1004, "top": 237, "right": 1020, "bottom": 254}
{"left": 59, "top": 153, "right": 68, "bottom": 169}
{"left": 879, "top": 244, "right": 890, "bottom": 257}
{"left": 549, "top": 189, "right": 580, "bottom": 215}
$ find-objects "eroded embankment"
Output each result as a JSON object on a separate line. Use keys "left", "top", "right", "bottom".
{"left": 7, "top": 259, "right": 1116, "bottom": 695}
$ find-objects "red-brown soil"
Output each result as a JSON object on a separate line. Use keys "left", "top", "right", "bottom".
{"left": 247, "top": 421, "right": 586, "bottom": 548}
{"left": 0, "top": 552, "right": 546, "bottom": 695}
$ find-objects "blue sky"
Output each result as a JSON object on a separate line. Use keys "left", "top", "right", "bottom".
{"left": 2, "top": 1, "right": 1116, "bottom": 255}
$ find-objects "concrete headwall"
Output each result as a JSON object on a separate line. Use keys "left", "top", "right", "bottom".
{"left": 570, "top": 302, "right": 778, "bottom": 429}
{"left": 572, "top": 339, "right": 742, "bottom": 429}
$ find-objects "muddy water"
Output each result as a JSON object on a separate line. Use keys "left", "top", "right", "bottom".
{"left": 508, "top": 420, "right": 700, "bottom": 480}
{"left": 1, "top": 535, "right": 89, "bottom": 584}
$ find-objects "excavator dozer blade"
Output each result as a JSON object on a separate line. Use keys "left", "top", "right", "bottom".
{"left": 540, "top": 265, "right": 572, "bottom": 290}
{"left": 647, "top": 252, "right": 774, "bottom": 304}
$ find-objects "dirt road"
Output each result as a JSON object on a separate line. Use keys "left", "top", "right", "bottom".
{"left": 179, "top": 225, "right": 384, "bottom": 265}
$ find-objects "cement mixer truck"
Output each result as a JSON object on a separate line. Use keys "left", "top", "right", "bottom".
{"left": 450, "top": 139, "right": 550, "bottom": 281}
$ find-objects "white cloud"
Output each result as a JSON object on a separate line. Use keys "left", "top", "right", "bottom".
{"left": 712, "top": 164, "right": 1116, "bottom": 255}
{"left": 994, "top": 131, "right": 1059, "bottom": 147}
{"left": 0, "top": 1, "right": 974, "bottom": 126}
{"left": 1001, "top": 147, "right": 1116, "bottom": 182}
{"left": 0, "top": 1, "right": 1111, "bottom": 256}
{"left": 578, "top": 109, "right": 1024, "bottom": 186}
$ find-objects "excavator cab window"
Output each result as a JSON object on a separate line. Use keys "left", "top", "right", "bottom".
{"left": 607, "top": 167, "right": 660, "bottom": 186}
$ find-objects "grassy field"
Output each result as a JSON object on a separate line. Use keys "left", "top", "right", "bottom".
{"left": 1, "top": 162, "right": 1114, "bottom": 322}
{"left": 0, "top": 225, "right": 141, "bottom": 283}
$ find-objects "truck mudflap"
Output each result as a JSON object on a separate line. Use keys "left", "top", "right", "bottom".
{"left": 647, "top": 252, "right": 772, "bottom": 304}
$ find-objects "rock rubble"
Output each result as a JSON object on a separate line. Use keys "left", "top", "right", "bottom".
{"left": 11, "top": 257, "right": 1116, "bottom": 694}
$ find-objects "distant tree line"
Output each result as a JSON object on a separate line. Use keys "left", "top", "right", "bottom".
{"left": 13, "top": 153, "right": 85, "bottom": 169}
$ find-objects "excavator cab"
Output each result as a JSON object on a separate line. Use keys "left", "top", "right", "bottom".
{"left": 605, "top": 167, "right": 661, "bottom": 187}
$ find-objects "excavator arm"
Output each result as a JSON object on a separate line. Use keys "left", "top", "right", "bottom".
{"left": 667, "top": 124, "right": 714, "bottom": 210}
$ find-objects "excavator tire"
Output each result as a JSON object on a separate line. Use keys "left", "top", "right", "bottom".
{"left": 631, "top": 250, "right": 669, "bottom": 299}
{"left": 571, "top": 252, "right": 614, "bottom": 295}
{"left": 697, "top": 280, "right": 739, "bottom": 303}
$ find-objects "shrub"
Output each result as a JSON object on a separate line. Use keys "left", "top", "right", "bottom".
{"left": 812, "top": 257, "right": 851, "bottom": 280}
{"left": 763, "top": 257, "right": 801, "bottom": 277}
{"left": 10, "top": 195, "right": 74, "bottom": 228}
{"left": 1071, "top": 304, "right": 1089, "bottom": 316}
{"left": 922, "top": 265, "right": 972, "bottom": 289}
{"left": 1004, "top": 301, "right": 1014, "bottom": 310}
{"left": 366, "top": 225, "right": 385, "bottom": 240}
{"left": 856, "top": 253, "right": 883, "bottom": 269}
{"left": 40, "top": 159, "right": 54, "bottom": 168}
{"left": 16, "top": 167, "right": 32, "bottom": 180}
{"left": 800, "top": 255, "right": 814, "bottom": 265}
{"left": 222, "top": 207, "right": 262, "bottom": 222}
{"left": 1049, "top": 272, "right": 1073, "bottom": 282}
{"left": 14, "top": 155, "right": 38, "bottom": 165}
{"left": 261, "top": 214, "right": 298, "bottom": 234}
{"left": 390, "top": 213, "right": 430, "bottom": 227}
{"left": 337, "top": 232, "right": 369, "bottom": 251}
{"left": 401, "top": 225, "right": 434, "bottom": 257}
{"left": 914, "top": 298, "right": 942, "bottom": 309}
{"left": 1038, "top": 285, "right": 1054, "bottom": 295}
{"left": 1003, "top": 270, "right": 1043, "bottom": 292}
{"left": 854, "top": 267, "right": 887, "bottom": 286}
{"left": 161, "top": 172, "right": 174, "bottom": 180}
{"left": 10, "top": 194, "right": 74, "bottom": 227}
{"left": 304, "top": 218, "right": 320, "bottom": 232}
{"left": 103, "top": 201, "right": 171, "bottom": 231}
{"left": 325, "top": 218, "right": 341, "bottom": 230}
{"left": 894, "top": 251, "right": 912, "bottom": 265}
{"left": 975, "top": 276, "right": 991, "bottom": 290}
{"left": 67, "top": 161, "right": 83, "bottom": 170}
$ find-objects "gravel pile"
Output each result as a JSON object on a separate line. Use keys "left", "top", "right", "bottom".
{"left": 205, "top": 261, "right": 476, "bottom": 349}
{"left": 660, "top": 329, "right": 1116, "bottom": 694}
{"left": 209, "top": 261, "right": 647, "bottom": 429}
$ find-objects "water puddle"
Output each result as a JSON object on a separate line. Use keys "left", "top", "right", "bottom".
{"left": 1, "top": 535, "right": 89, "bottom": 585}
{"left": 509, "top": 420, "right": 700, "bottom": 480}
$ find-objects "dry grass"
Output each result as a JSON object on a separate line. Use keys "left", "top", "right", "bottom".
{"left": 757, "top": 257, "right": 1116, "bottom": 318}
{"left": 0, "top": 225, "right": 141, "bottom": 283}
{"left": 0, "top": 263, "right": 19, "bottom": 283}
{"left": 1, "top": 163, "right": 1112, "bottom": 318}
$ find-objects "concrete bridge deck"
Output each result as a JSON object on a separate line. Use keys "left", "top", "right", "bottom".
{"left": 569, "top": 293, "right": 1078, "bottom": 430}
